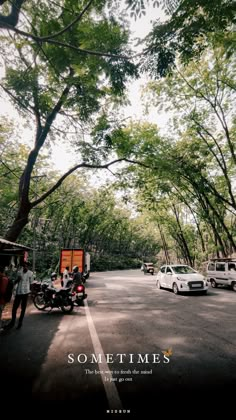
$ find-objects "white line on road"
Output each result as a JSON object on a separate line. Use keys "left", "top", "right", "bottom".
{"left": 84, "top": 299, "right": 122, "bottom": 410}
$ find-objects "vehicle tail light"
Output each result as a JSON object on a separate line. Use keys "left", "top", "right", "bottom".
{"left": 77, "top": 285, "right": 84, "bottom": 292}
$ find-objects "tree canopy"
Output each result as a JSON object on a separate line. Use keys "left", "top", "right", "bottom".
{"left": 143, "top": 0, "right": 236, "bottom": 76}
{"left": 0, "top": 0, "right": 236, "bottom": 268}
{"left": 0, "top": 0, "right": 139, "bottom": 242}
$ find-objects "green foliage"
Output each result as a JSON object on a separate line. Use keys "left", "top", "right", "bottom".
{"left": 125, "top": 0, "right": 177, "bottom": 19}
{"left": 0, "top": 119, "right": 27, "bottom": 235}
{"left": 1, "top": 0, "right": 236, "bottom": 267}
{"left": 143, "top": 0, "right": 236, "bottom": 76}
{"left": 0, "top": 0, "right": 142, "bottom": 244}
{"left": 14, "top": 175, "right": 160, "bottom": 274}
{"left": 1, "top": 0, "right": 138, "bottom": 123}
{"left": 115, "top": 56, "right": 236, "bottom": 261}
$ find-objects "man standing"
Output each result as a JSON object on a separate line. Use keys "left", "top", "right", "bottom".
{"left": 0, "top": 266, "right": 9, "bottom": 331}
{"left": 5, "top": 262, "right": 33, "bottom": 330}
{"left": 62, "top": 265, "right": 70, "bottom": 288}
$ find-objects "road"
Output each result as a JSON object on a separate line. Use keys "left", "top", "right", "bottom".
{"left": 1, "top": 269, "right": 236, "bottom": 415}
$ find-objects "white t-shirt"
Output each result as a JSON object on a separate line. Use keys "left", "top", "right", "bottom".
{"left": 63, "top": 268, "right": 69, "bottom": 287}
{"left": 16, "top": 269, "right": 33, "bottom": 295}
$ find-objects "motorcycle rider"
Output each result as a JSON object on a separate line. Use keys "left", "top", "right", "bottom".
{"left": 71, "top": 265, "right": 87, "bottom": 305}
{"left": 50, "top": 272, "right": 57, "bottom": 286}
{"left": 72, "top": 266, "right": 82, "bottom": 286}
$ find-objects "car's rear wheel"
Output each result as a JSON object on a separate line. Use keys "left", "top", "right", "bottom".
{"left": 232, "top": 282, "right": 236, "bottom": 292}
{"left": 173, "top": 283, "right": 179, "bottom": 295}
{"left": 211, "top": 279, "right": 217, "bottom": 288}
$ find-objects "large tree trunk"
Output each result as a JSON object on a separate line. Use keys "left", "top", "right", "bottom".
{"left": 172, "top": 204, "right": 193, "bottom": 266}
{"left": 3, "top": 79, "right": 72, "bottom": 243}
{"left": 4, "top": 202, "right": 31, "bottom": 243}
{"left": 158, "top": 223, "right": 170, "bottom": 265}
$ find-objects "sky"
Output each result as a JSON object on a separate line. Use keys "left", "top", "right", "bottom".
{"left": 0, "top": 3, "right": 168, "bottom": 176}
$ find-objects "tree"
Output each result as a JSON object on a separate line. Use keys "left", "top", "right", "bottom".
{"left": 0, "top": 118, "right": 30, "bottom": 235}
{"left": 15, "top": 174, "right": 160, "bottom": 273}
{"left": 0, "top": 1, "right": 177, "bottom": 32}
{"left": 109, "top": 113, "right": 236, "bottom": 260}
{"left": 143, "top": 0, "right": 236, "bottom": 76}
{"left": 0, "top": 0, "right": 138, "bottom": 243}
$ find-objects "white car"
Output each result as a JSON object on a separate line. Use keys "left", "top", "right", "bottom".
{"left": 156, "top": 264, "right": 208, "bottom": 295}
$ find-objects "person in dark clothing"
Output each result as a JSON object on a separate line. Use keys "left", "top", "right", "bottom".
{"left": 72, "top": 265, "right": 82, "bottom": 286}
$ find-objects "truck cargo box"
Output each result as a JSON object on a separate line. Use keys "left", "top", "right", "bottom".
{"left": 60, "top": 249, "right": 84, "bottom": 274}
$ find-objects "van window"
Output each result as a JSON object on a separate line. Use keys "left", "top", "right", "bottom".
{"left": 208, "top": 263, "right": 215, "bottom": 271}
{"left": 161, "top": 266, "right": 166, "bottom": 273}
{"left": 216, "top": 263, "right": 225, "bottom": 272}
{"left": 228, "top": 263, "right": 236, "bottom": 271}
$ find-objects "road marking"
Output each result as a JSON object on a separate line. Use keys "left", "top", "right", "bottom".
{"left": 84, "top": 299, "right": 122, "bottom": 409}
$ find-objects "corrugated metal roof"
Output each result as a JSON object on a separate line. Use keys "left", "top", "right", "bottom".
{"left": 0, "top": 237, "right": 32, "bottom": 250}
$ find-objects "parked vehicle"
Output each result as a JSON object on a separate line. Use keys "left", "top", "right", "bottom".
{"left": 60, "top": 248, "right": 90, "bottom": 280}
{"left": 156, "top": 264, "right": 208, "bottom": 295}
{"left": 67, "top": 275, "right": 87, "bottom": 306}
{"left": 33, "top": 283, "right": 75, "bottom": 313}
{"left": 206, "top": 258, "right": 236, "bottom": 291}
{"left": 141, "top": 263, "right": 154, "bottom": 275}
{"left": 30, "top": 281, "right": 42, "bottom": 298}
{"left": 73, "top": 283, "right": 87, "bottom": 306}
{"left": 30, "top": 273, "right": 57, "bottom": 298}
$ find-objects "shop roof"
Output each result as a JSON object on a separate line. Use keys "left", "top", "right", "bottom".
{"left": 0, "top": 237, "right": 32, "bottom": 251}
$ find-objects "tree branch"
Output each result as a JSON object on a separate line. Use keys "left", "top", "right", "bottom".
{"left": 0, "top": 158, "right": 20, "bottom": 179}
{"left": 40, "top": 0, "right": 95, "bottom": 41}
{"left": 2, "top": 26, "right": 131, "bottom": 60}
{"left": 31, "top": 157, "right": 148, "bottom": 206}
{"left": 0, "top": 0, "right": 25, "bottom": 28}
{"left": 0, "top": 83, "right": 34, "bottom": 115}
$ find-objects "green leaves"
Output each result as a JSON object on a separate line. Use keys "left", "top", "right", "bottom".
{"left": 143, "top": 0, "right": 236, "bottom": 77}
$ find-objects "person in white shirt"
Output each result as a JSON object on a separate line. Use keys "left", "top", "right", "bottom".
{"left": 63, "top": 266, "right": 70, "bottom": 288}
{"left": 5, "top": 262, "right": 33, "bottom": 330}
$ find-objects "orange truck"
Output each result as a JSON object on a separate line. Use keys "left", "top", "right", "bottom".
{"left": 59, "top": 249, "right": 90, "bottom": 277}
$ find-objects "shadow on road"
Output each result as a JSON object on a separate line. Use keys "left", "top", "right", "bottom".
{"left": 0, "top": 309, "right": 72, "bottom": 400}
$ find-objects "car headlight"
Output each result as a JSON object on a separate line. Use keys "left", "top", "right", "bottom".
{"left": 177, "top": 277, "right": 189, "bottom": 287}
{"left": 177, "top": 276, "right": 187, "bottom": 282}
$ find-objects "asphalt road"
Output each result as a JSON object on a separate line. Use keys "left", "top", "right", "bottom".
{"left": 1, "top": 269, "right": 236, "bottom": 415}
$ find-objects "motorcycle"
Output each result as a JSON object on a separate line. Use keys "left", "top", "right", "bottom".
{"left": 66, "top": 277, "right": 87, "bottom": 306}
{"left": 30, "top": 281, "right": 42, "bottom": 299}
{"left": 73, "top": 283, "right": 87, "bottom": 306}
{"left": 33, "top": 283, "right": 75, "bottom": 313}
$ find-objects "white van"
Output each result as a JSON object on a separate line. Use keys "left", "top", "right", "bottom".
{"left": 206, "top": 259, "right": 236, "bottom": 291}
